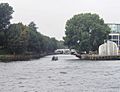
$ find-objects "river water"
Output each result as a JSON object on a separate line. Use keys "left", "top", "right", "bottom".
{"left": 0, "top": 55, "right": 120, "bottom": 92}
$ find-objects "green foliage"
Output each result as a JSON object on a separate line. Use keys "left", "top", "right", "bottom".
{"left": 0, "top": 3, "right": 66, "bottom": 55}
{"left": 64, "top": 13, "right": 110, "bottom": 53}
{"left": 0, "top": 3, "right": 13, "bottom": 31}
{"left": 0, "top": 49, "right": 10, "bottom": 55}
{"left": 6, "top": 23, "right": 29, "bottom": 54}
{"left": 57, "top": 40, "right": 67, "bottom": 49}
{"left": 28, "top": 21, "right": 38, "bottom": 32}
{"left": 41, "top": 36, "right": 57, "bottom": 53}
{"left": 27, "top": 23, "right": 43, "bottom": 54}
{"left": 5, "top": 22, "right": 61, "bottom": 55}
{"left": 0, "top": 3, "right": 14, "bottom": 47}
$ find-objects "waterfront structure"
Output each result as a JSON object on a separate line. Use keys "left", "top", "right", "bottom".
{"left": 54, "top": 49, "right": 71, "bottom": 54}
{"left": 107, "top": 23, "right": 120, "bottom": 49}
{"left": 109, "top": 33, "right": 120, "bottom": 49}
{"left": 99, "top": 40, "right": 118, "bottom": 56}
{"left": 107, "top": 23, "right": 120, "bottom": 33}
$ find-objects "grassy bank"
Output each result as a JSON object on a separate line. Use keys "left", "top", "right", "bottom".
{"left": 0, "top": 54, "right": 47, "bottom": 62}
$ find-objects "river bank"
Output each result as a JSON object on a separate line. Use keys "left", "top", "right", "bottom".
{"left": 0, "top": 53, "right": 48, "bottom": 62}
{"left": 75, "top": 54, "right": 120, "bottom": 60}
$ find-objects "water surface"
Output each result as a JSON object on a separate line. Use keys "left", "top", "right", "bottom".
{"left": 0, "top": 55, "right": 120, "bottom": 92}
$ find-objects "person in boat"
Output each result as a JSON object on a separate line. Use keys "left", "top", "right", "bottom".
{"left": 52, "top": 56, "right": 58, "bottom": 61}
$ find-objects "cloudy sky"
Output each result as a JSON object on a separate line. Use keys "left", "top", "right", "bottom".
{"left": 0, "top": 0, "right": 120, "bottom": 40}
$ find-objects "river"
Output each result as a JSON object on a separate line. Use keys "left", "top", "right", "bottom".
{"left": 0, "top": 55, "right": 120, "bottom": 92}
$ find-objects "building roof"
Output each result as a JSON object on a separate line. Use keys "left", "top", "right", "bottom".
{"left": 106, "top": 23, "right": 120, "bottom": 25}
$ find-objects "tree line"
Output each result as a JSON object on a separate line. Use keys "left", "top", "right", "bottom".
{"left": 64, "top": 13, "right": 110, "bottom": 53}
{"left": 0, "top": 3, "right": 110, "bottom": 55}
{"left": 0, "top": 3, "right": 65, "bottom": 55}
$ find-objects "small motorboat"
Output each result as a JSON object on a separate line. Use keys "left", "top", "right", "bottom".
{"left": 52, "top": 56, "right": 58, "bottom": 61}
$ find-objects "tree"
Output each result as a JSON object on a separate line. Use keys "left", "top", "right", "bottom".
{"left": 57, "top": 40, "right": 67, "bottom": 49}
{"left": 28, "top": 21, "right": 38, "bottom": 32}
{"left": 27, "top": 22, "right": 43, "bottom": 54}
{"left": 42, "top": 36, "right": 52, "bottom": 53}
{"left": 64, "top": 13, "right": 110, "bottom": 53}
{"left": 41, "top": 36, "right": 58, "bottom": 54}
{"left": 27, "top": 28, "right": 43, "bottom": 54}
{"left": 49, "top": 38, "right": 58, "bottom": 52}
{"left": 6, "top": 23, "right": 29, "bottom": 54}
{"left": 0, "top": 3, "right": 14, "bottom": 47}
{"left": 0, "top": 3, "right": 66, "bottom": 55}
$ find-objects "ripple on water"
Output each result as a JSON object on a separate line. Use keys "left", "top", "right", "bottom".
{"left": 59, "top": 71, "right": 67, "bottom": 74}
{"left": 0, "top": 55, "right": 120, "bottom": 92}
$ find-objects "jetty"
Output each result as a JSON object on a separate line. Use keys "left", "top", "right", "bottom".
{"left": 75, "top": 54, "right": 120, "bottom": 60}
{"left": 73, "top": 40, "right": 120, "bottom": 60}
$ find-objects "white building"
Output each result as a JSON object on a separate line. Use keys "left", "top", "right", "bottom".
{"left": 107, "top": 23, "right": 120, "bottom": 50}
{"left": 99, "top": 41, "right": 119, "bottom": 56}
{"left": 107, "top": 23, "right": 120, "bottom": 33}
{"left": 109, "top": 33, "right": 120, "bottom": 50}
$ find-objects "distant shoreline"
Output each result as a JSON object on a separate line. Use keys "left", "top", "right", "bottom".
{"left": 0, "top": 54, "right": 48, "bottom": 62}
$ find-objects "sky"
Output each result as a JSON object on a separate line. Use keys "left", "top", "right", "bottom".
{"left": 0, "top": 0, "right": 120, "bottom": 40}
